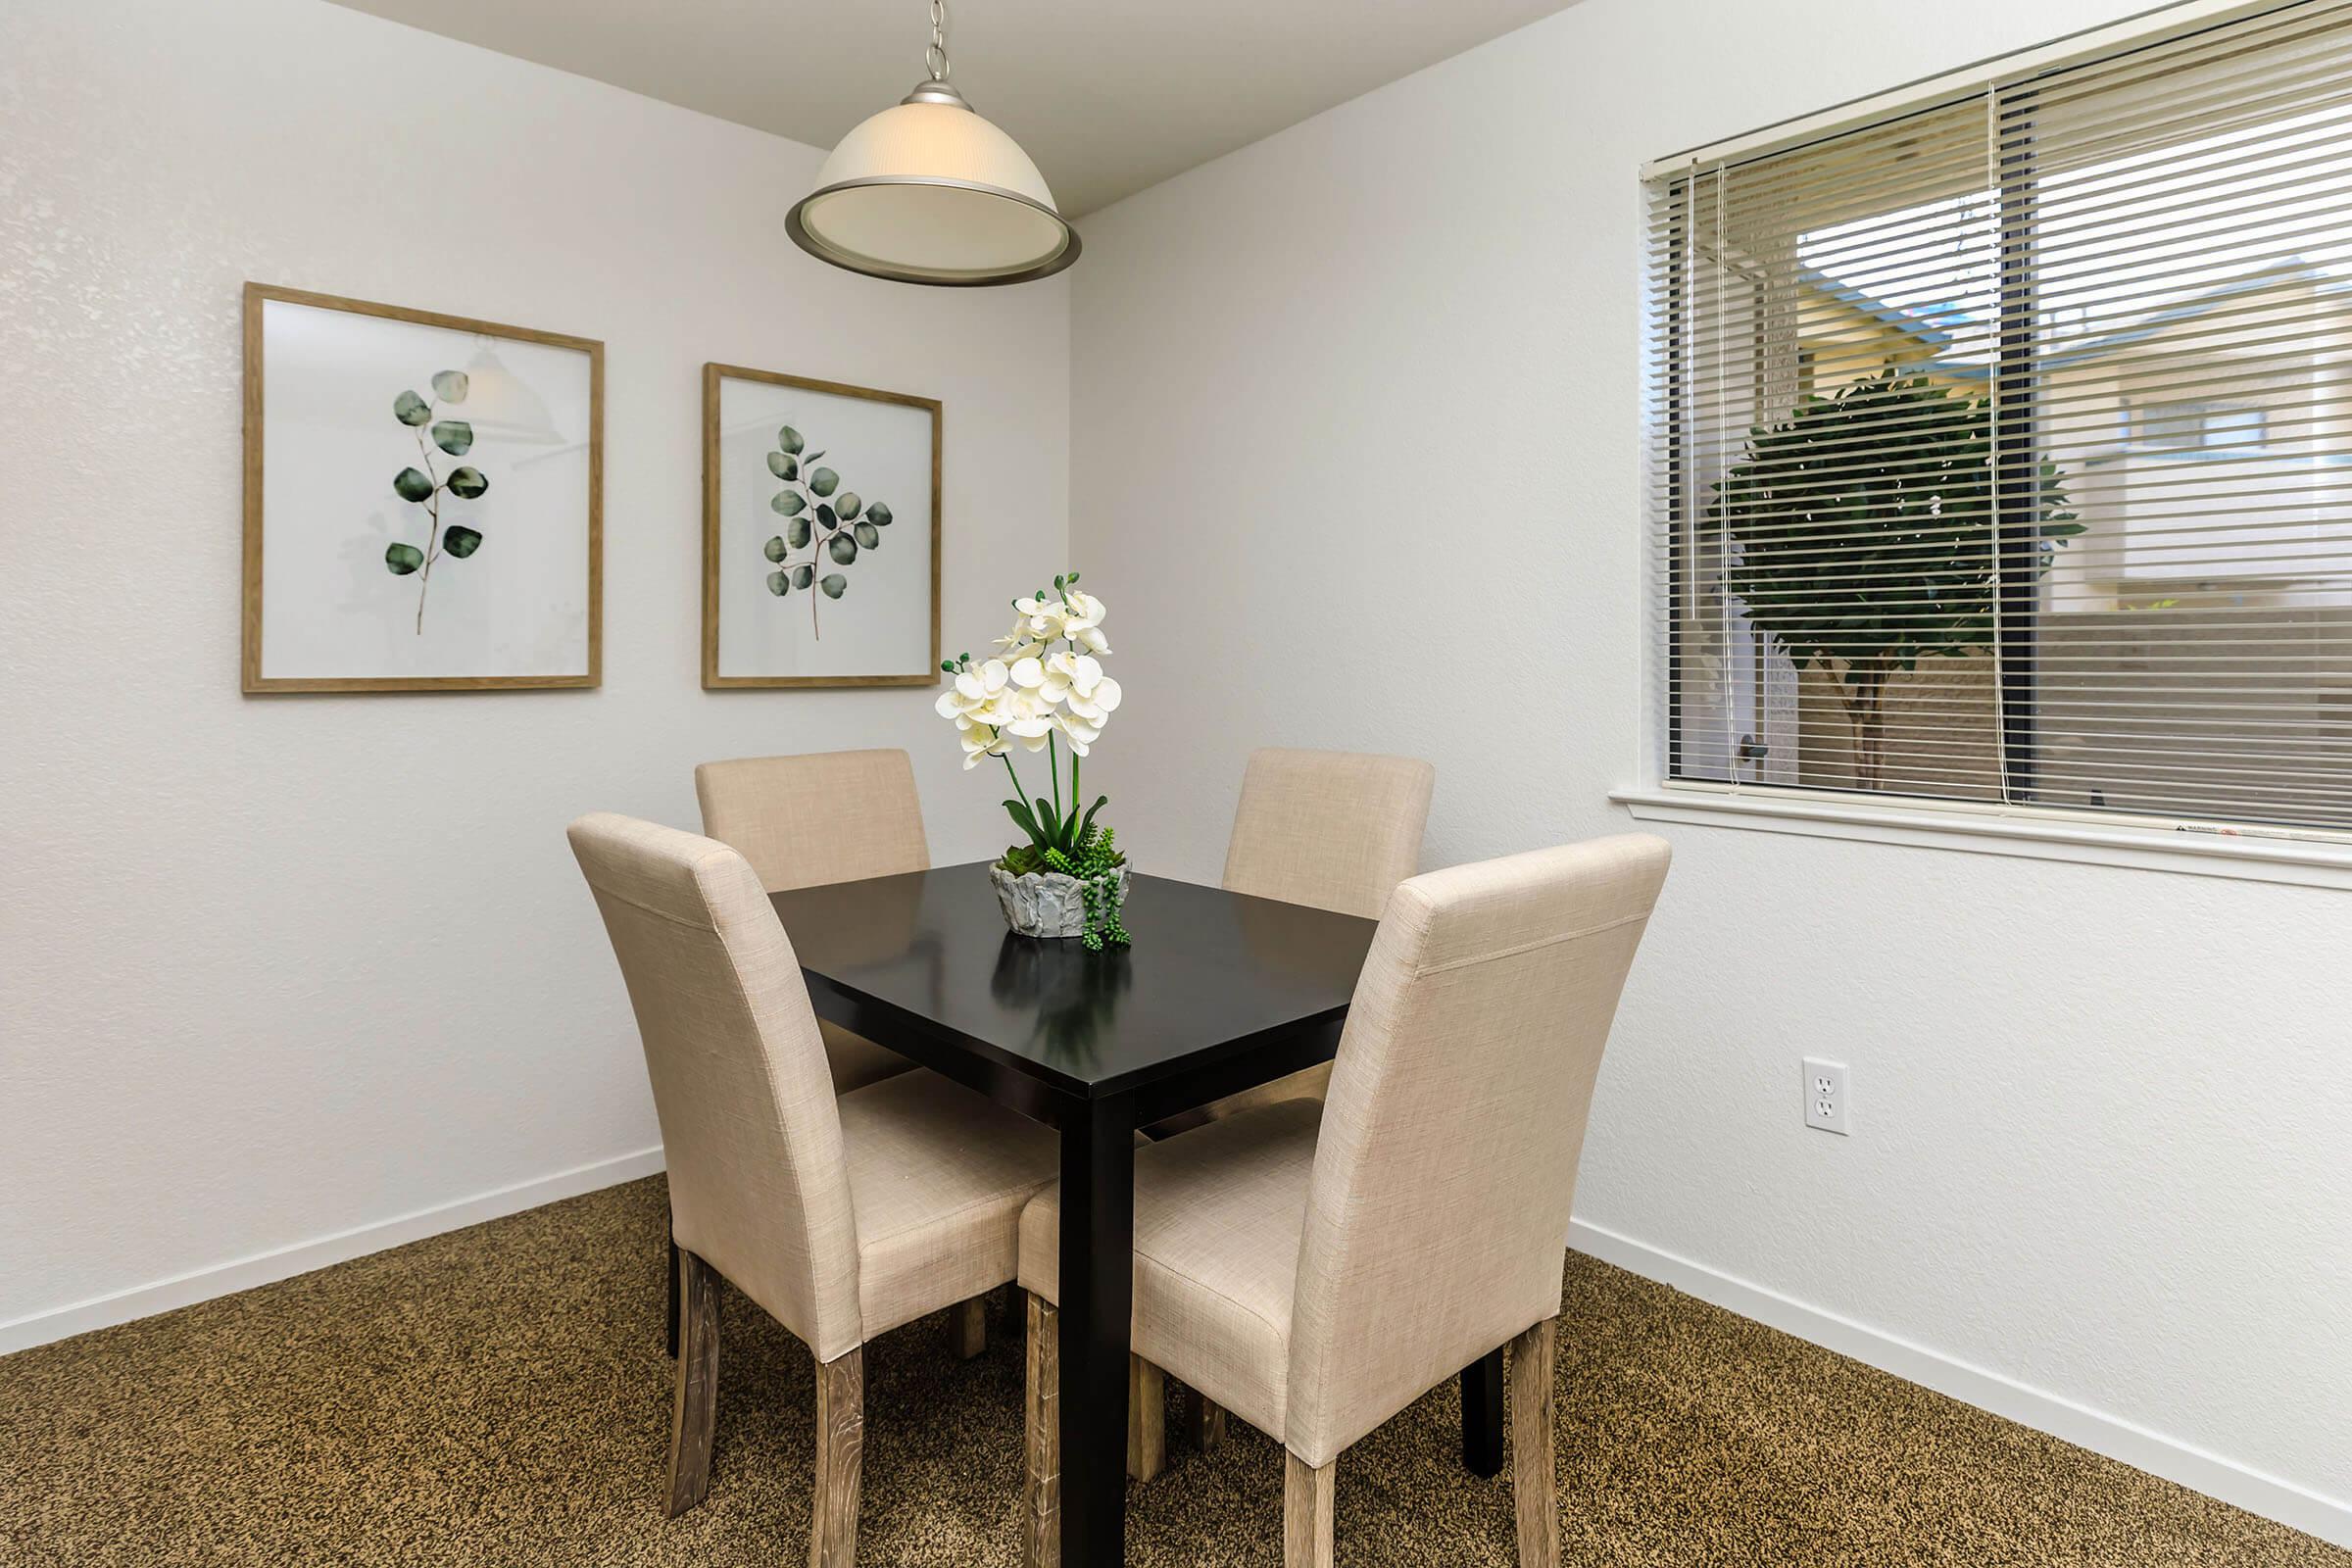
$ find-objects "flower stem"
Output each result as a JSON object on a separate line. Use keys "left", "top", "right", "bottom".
{"left": 1048, "top": 734, "right": 1063, "bottom": 826}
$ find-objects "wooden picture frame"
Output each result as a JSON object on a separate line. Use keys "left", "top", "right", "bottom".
{"left": 242, "top": 282, "right": 604, "bottom": 693}
{"left": 702, "top": 364, "right": 942, "bottom": 689}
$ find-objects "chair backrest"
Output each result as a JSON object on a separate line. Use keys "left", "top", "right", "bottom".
{"left": 1283, "top": 834, "right": 1671, "bottom": 1465}
{"left": 567, "top": 811, "right": 864, "bottom": 1362}
{"left": 1221, "top": 748, "right": 1436, "bottom": 919}
{"left": 695, "top": 749, "right": 931, "bottom": 895}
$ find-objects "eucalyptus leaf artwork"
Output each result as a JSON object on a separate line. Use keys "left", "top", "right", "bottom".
{"left": 384, "top": 368, "right": 491, "bottom": 633}
{"left": 760, "top": 421, "right": 896, "bottom": 639}
{"left": 704, "top": 366, "right": 940, "bottom": 689}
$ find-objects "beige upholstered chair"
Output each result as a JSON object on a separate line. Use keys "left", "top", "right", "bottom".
{"left": 1222, "top": 747, "right": 1438, "bottom": 920}
{"left": 569, "top": 813, "right": 1059, "bottom": 1566}
{"left": 1019, "top": 835, "right": 1672, "bottom": 1567}
{"left": 696, "top": 749, "right": 931, "bottom": 1099}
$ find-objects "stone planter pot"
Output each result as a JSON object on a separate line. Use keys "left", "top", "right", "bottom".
{"left": 991, "top": 863, "right": 1130, "bottom": 940}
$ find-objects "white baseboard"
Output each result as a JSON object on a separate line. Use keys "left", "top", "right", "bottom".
{"left": 0, "top": 1146, "right": 666, "bottom": 1357}
{"left": 1569, "top": 1217, "right": 2352, "bottom": 1550}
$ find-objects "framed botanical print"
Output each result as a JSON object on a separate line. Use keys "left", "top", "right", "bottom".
{"left": 241, "top": 283, "right": 603, "bottom": 692}
{"left": 702, "top": 364, "right": 941, "bottom": 689}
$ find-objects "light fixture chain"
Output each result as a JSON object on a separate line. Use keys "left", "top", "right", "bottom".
{"left": 926, "top": 0, "right": 950, "bottom": 81}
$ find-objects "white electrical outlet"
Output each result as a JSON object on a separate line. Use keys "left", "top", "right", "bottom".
{"left": 1803, "top": 1057, "right": 1849, "bottom": 1135}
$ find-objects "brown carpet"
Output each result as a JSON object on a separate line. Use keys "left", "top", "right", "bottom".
{"left": 0, "top": 1177, "right": 2337, "bottom": 1567}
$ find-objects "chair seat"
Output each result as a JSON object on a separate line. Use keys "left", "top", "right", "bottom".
{"left": 842, "top": 1071, "right": 1060, "bottom": 1341}
{"left": 1018, "top": 1099, "right": 1322, "bottom": 1441}
{"left": 819, "top": 1018, "right": 915, "bottom": 1096}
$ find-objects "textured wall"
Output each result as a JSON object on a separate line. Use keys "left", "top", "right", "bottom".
{"left": 0, "top": 0, "right": 1067, "bottom": 1334}
{"left": 1066, "top": 0, "right": 2352, "bottom": 1529}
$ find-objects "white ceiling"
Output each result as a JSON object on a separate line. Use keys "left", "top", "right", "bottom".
{"left": 324, "top": 0, "right": 1582, "bottom": 217}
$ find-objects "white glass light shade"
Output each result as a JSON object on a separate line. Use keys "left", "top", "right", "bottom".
{"left": 788, "top": 98, "right": 1079, "bottom": 286}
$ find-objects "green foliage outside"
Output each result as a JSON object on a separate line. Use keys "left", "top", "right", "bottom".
{"left": 1712, "top": 368, "right": 2081, "bottom": 788}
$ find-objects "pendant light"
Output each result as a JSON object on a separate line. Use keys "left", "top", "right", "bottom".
{"left": 787, "top": 0, "right": 1079, "bottom": 287}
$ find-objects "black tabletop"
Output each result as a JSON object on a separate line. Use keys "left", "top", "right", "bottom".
{"left": 770, "top": 862, "right": 1377, "bottom": 1108}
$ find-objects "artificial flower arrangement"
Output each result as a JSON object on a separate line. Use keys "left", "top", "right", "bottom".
{"left": 936, "top": 572, "right": 1131, "bottom": 949}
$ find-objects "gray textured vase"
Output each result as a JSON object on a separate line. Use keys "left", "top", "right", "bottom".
{"left": 991, "top": 864, "right": 1130, "bottom": 940}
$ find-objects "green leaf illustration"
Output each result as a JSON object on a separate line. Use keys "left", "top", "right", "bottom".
{"left": 763, "top": 535, "right": 789, "bottom": 563}
{"left": 766, "top": 451, "right": 798, "bottom": 480}
{"left": 792, "top": 564, "right": 814, "bottom": 589}
{"left": 819, "top": 573, "right": 847, "bottom": 599}
{"left": 771, "top": 490, "right": 808, "bottom": 515}
{"left": 854, "top": 520, "right": 879, "bottom": 550}
{"left": 787, "top": 515, "right": 811, "bottom": 550}
{"left": 865, "top": 502, "right": 893, "bottom": 527}
{"left": 767, "top": 569, "right": 792, "bottom": 596}
{"left": 836, "top": 492, "right": 861, "bottom": 519}
{"left": 815, "top": 503, "right": 837, "bottom": 529}
{"left": 431, "top": 369, "right": 469, "bottom": 403}
{"left": 430, "top": 419, "right": 474, "bottom": 456}
{"left": 393, "top": 467, "right": 435, "bottom": 503}
{"left": 385, "top": 542, "right": 424, "bottom": 574}
{"left": 442, "top": 524, "right": 483, "bottom": 559}
{"left": 446, "top": 466, "right": 489, "bottom": 499}
{"left": 828, "top": 533, "right": 858, "bottom": 565}
{"left": 777, "top": 424, "right": 806, "bottom": 455}
{"left": 808, "top": 466, "right": 839, "bottom": 497}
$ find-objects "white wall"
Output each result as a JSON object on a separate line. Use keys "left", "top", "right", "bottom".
{"left": 1067, "top": 0, "right": 2352, "bottom": 1543}
{"left": 0, "top": 0, "right": 1067, "bottom": 1342}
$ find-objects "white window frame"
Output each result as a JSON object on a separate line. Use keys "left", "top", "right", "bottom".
{"left": 1626, "top": 0, "right": 2352, "bottom": 892}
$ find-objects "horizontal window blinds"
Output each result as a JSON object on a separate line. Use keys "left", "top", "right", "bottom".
{"left": 1648, "top": 0, "right": 2352, "bottom": 835}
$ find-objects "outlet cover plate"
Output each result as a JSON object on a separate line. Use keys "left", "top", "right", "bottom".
{"left": 1804, "top": 1056, "right": 1849, "bottom": 1135}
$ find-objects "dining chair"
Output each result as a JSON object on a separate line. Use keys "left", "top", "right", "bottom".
{"left": 687, "top": 750, "right": 990, "bottom": 1357}
{"left": 569, "top": 812, "right": 1060, "bottom": 1566}
{"left": 1017, "top": 834, "right": 1672, "bottom": 1568}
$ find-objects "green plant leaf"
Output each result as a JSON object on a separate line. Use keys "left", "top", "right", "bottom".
{"left": 384, "top": 542, "right": 424, "bottom": 574}
{"left": 792, "top": 564, "right": 814, "bottom": 589}
{"left": 431, "top": 369, "right": 469, "bottom": 403}
{"left": 819, "top": 573, "right": 847, "bottom": 599}
{"left": 445, "top": 466, "right": 489, "bottom": 499}
{"left": 808, "top": 466, "right": 839, "bottom": 497}
{"left": 1032, "top": 798, "right": 1065, "bottom": 850}
{"left": 430, "top": 419, "right": 474, "bottom": 456}
{"left": 1076, "top": 795, "right": 1109, "bottom": 844}
{"left": 767, "top": 568, "right": 791, "bottom": 596}
{"left": 777, "top": 425, "right": 805, "bottom": 455}
{"left": 763, "top": 534, "right": 788, "bottom": 563}
{"left": 442, "top": 523, "right": 483, "bottom": 559}
{"left": 828, "top": 533, "right": 858, "bottom": 565}
{"left": 853, "top": 520, "right": 879, "bottom": 550}
{"left": 805, "top": 449, "right": 825, "bottom": 463}
{"left": 393, "top": 467, "right": 435, "bottom": 503}
{"left": 836, "top": 492, "right": 861, "bottom": 519}
{"left": 766, "top": 452, "right": 798, "bottom": 480}
{"left": 394, "top": 390, "right": 431, "bottom": 426}
{"left": 865, "top": 502, "right": 893, "bottom": 527}
{"left": 787, "top": 515, "right": 811, "bottom": 550}
{"left": 815, "top": 503, "right": 837, "bottom": 529}
{"left": 771, "top": 490, "right": 807, "bottom": 515}
{"left": 1004, "top": 799, "right": 1046, "bottom": 848}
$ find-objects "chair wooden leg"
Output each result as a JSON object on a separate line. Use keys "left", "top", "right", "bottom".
{"left": 1023, "top": 1294, "right": 1061, "bottom": 1568}
{"left": 951, "top": 1296, "right": 988, "bottom": 1360}
{"left": 1127, "top": 1355, "right": 1165, "bottom": 1482}
{"left": 664, "top": 1235, "right": 680, "bottom": 1358}
{"left": 1184, "top": 1386, "right": 1228, "bottom": 1453}
{"left": 1283, "top": 1451, "right": 1336, "bottom": 1568}
{"left": 665, "top": 1249, "right": 719, "bottom": 1517}
{"left": 810, "top": 1348, "right": 863, "bottom": 1568}
{"left": 1509, "top": 1318, "right": 1559, "bottom": 1568}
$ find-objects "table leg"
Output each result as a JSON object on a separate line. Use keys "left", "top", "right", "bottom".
{"left": 1462, "top": 1347, "right": 1505, "bottom": 1477}
{"left": 1057, "top": 1096, "right": 1135, "bottom": 1565}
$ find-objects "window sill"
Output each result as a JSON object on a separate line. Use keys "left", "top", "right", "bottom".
{"left": 1610, "top": 785, "right": 2352, "bottom": 893}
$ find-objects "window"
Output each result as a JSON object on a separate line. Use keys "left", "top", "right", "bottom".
{"left": 1648, "top": 0, "right": 2352, "bottom": 837}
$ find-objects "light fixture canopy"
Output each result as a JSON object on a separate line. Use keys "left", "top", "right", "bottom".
{"left": 787, "top": 2, "right": 1079, "bottom": 287}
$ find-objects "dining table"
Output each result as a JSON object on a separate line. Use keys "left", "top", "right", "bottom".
{"left": 766, "top": 859, "right": 1378, "bottom": 1566}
